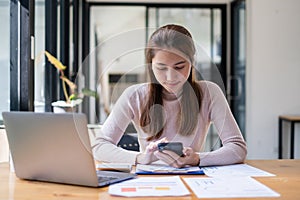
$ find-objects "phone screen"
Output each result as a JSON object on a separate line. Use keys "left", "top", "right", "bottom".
{"left": 158, "top": 142, "right": 183, "bottom": 156}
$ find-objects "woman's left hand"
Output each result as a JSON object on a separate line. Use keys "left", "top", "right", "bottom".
{"left": 154, "top": 147, "right": 200, "bottom": 168}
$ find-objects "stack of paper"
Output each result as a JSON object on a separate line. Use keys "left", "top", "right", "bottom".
{"left": 109, "top": 163, "right": 280, "bottom": 198}
{"left": 184, "top": 177, "right": 280, "bottom": 198}
{"left": 184, "top": 164, "right": 280, "bottom": 198}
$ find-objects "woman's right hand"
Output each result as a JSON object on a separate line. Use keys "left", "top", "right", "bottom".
{"left": 136, "top": 137, "right": 168, "bottom": 164}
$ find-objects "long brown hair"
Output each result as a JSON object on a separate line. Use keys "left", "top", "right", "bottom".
{"left": 140, "top": 24, "right": 203, "bottom": 141}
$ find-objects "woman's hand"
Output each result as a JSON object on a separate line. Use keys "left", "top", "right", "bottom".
{"left": 154, "top": 147, "right": 200, "bottom": 168}
{"left": 136, "top": 137, "right": 168, "bottom": 164}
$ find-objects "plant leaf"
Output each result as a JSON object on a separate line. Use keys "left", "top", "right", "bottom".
{"left": 60, "top": 76, "right": 77, "bottom": 91}
{"left": 69, "top": 94, "right": 78, "bottom": 100}
{"left": 82, "top": 88, "right": 98, "bottom": 98}
{"left": 44, "top": 51, "right": 67, "bottom": 71}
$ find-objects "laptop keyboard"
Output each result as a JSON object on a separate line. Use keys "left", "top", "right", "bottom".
{"left": 97, "top": 175, "right": 118, "bottom": 182}
{"left": 96, "top": 171, "right": 119, "bottom": 183}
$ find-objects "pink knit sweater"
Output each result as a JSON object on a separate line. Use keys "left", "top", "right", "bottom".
{"left": 92, "top": 81, "right": 247, "bottom": 166}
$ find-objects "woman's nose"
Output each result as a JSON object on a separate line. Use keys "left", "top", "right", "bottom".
{"left": 166, "top": 68, "right": 177, "bottom": 80}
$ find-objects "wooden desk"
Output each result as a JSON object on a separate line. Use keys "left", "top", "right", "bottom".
{"left": 0, "top": 160, "right": 299, "bottom": 200}
{"left": 278, "top": 115, "right": 300, "bottom": 159}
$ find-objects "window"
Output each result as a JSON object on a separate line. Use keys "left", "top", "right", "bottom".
{"left": 35, "top": 0, "right": 46, "bottom": 112}
{"left": 89, "top": 4, "right": 226, "bottom": 125}
{"left": 90, "top": 6, "right": 146, "bottom": 122}
{"left": 0, "top": 0, "right": 10, "bottom": 122}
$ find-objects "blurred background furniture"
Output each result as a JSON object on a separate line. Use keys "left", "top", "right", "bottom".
{"left": 278, "top": 115, "right": 300, "bottom": 159}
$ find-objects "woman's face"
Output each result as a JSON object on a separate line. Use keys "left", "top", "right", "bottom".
{"left": 152, "top": 49, "right": 191, "bottom": 94}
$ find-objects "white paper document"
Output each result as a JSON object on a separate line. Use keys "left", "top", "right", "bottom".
{"left": 96, "top": 163, "right": 132, "bottom": 172}
{"left": 184, "top": 177, "right": 280, "bottom": 198}
{"left": 202, "top": 164, "right": 275, "bottom": 177}
{"left": 109, "top": 176, "right": 190, "bottom": 197}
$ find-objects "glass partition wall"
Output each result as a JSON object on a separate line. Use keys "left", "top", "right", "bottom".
{"left": 6, "top": 1, "right": 245, "bottom": 150}
{"left": 89, "top": 4, "right": 227, "bottom": 150}
{"left": 90, "top": 6, "right": 147, "bottom": 123}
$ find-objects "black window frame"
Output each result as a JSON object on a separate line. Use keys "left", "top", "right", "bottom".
{"left": 85, "top": 2, "right": 227, "bottom": 89}
{"left": 10, "top": 0, "right": 35, "bottom": 112}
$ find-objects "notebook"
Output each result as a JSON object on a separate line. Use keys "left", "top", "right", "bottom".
{"left": 2, "top": 111, "right": 136, "bottom": 187}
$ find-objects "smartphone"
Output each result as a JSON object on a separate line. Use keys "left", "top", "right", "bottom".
{"left": 157, "top": 142, "right": 184, "bottom": 156}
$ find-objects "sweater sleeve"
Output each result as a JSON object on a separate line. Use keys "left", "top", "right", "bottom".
{"left": 92, "top": 86, "right": 140, "bottom": 164}
{"left": 199, "top": 82, "right": 247, "bottom": 166}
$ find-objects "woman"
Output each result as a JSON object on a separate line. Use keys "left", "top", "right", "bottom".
{"left": 92, "top": 24, "right": 247, "bottom": 167}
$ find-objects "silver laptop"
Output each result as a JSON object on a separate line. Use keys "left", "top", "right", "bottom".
{"left": 2, "top": 111, "right": 136, "bottom": 187}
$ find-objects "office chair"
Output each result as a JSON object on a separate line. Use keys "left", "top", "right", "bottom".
{"left": 117, "top": 134, "right": 139, "bottom": 152}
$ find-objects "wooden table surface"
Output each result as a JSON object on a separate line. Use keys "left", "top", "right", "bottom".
{"left": 0, "top": 159, "right": 299, "bottom": 200}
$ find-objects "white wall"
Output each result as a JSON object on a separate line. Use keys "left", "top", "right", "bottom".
{"left": 246, "top": 0, "right": 300, "bottom": 159}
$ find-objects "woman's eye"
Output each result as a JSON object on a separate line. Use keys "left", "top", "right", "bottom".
{"left": 175, "top": 66, "right": 185, "bottom": 70}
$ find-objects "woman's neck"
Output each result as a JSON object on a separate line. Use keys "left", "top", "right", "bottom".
{"left": 162, "top": 88, "right": 183, "bottom": 101}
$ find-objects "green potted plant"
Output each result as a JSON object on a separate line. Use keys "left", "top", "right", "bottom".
{"left": 44, "top": 51, "right": 97, "bottom": 112}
